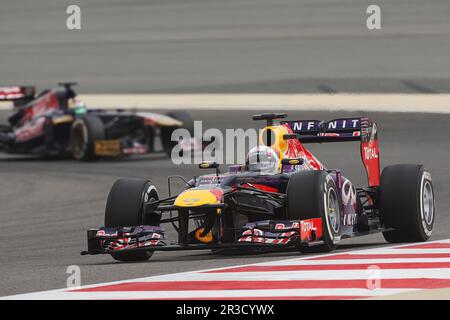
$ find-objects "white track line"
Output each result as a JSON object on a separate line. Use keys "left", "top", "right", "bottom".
{"left": 137, "top": 269, "right": 450, "bottom": 282}
{"left": 258, "top": 258, "right": 450, "bottom": 265}
{"left": 5, "top": 288, "right": 419, "bottom": 300}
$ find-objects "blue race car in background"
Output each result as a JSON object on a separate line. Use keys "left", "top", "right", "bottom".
{"left": 0, "top": 83, "right": 198, "bottom": 160}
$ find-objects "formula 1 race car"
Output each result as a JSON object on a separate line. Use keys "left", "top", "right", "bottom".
{"left": 82, "top": 113, "right": 435, "bottom": 261}
{"left": 0, "top": 83, "right": 199, "bottom": 160}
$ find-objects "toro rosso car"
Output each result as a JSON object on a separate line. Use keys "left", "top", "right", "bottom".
{"left": 0, "top": 83, "right": 199, "bottom": 160}
{"left": 82, "top": 113, "right": 435, "bottom": 261}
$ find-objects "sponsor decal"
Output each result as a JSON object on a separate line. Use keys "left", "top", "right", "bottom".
{"left": 197, "top": 175, "right": 221, "bottom": 186}
{"left": 183, "top": 198, "right": 201, "bottom": 203}
{"left": 275, "top": 223, "right": 285, "bottom": 230}
{"left": 0, "top": 86, "right": 27, "bottom": 99}
{"left": 318, "top": 132, "right": 339, "bottom": 137}
{"left": 363, "top": 146, "right": 378, "bottom": 160}
{"left": 96, "top": 230, "right": 105, "bottom": 236}
{"left": 343, "top": 213, "right": 357, "bottom": 226}
{"left": 94, "top": 140, "right": 121, "bottom": 156}
{"left": 299, "top": 218, "right": 323, "bottom": 241}
{"left": 301, "top": 220, "right": 317, "bottom": 233}
{"left": 288, "top": 119, "right": 360, "bottom": 132}
{"left": 291, "top": 121, "right": 319, "bottom": 131}
{"left": 327, "top": 119, "right": 360, "bottom": 130}
{"left": 341, "top": 179, "right": 357, "bottom": 206}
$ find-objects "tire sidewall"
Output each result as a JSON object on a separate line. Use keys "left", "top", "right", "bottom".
{"left": 144, "top": 184, "right": 159, "bottom": 204}
{"left": 135, "top": 182, "right": 158, "bottom": 225}
{"left": 380, "top": 164, "right": 435, "bottom": 242}
{"left": 285, "top": 170, "right": 341, "bottom": 251}
{"left": 142, "top": 184, "right": 160, "bottom": 225}
{"left": 70, "top": 116, "right": 104, "bottom": 161}
{"left": 70, "top": 119, "right": 89, "bottom": 160}
{"left": 322, "top": 174, "right": 341, "bottom": 247}
{"left": 418, "top": 169, "right": 434, "bottom": 238}
{"left": 105, "top": 179, "right": 159, "bottom": 262}
{"left": 105, "top": 179, "right": 159, "bottom": 227}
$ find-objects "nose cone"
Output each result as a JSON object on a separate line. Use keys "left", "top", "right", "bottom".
{"left": 174, "top": 188, "right": 224, "bottom": 207}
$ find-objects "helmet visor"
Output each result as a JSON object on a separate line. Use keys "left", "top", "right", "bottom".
{"left": 247, "top": 150, "right": 278, "bottom": 173}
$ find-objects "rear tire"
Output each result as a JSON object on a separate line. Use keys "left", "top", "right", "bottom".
{"left": 70, "top": 116, "right": 104, "bottom": 161}
{"left": 286, "top": 170, "right": 341, "bottom": 253}
{"left": 379, "top": 164, "right": 434, "bottom": 243}
{"left": 105, "top": 178, "right": 160, "bottom": 262}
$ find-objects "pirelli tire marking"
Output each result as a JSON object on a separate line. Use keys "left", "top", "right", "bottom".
{"left": 420, "top": 171, "right": 434, "bottom": 237}
{"left": 323, "top": 175, "right": 341, "bottom": 244}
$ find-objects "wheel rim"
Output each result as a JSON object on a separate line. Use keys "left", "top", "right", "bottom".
{"left": 327, "top": 188, "right": 340, "bottom": 233}
{"left": 143, "top": 185, "right": 159, "bottom": 221}
{"left": 422, "top": 180, "right": 434, "bottom": 226}
{"left": 71, "top": 122, "right": 87, "bottom": 158}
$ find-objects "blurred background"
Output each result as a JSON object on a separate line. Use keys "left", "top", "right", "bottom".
{"left": 1, "top": 0, "right": 450, "bottom": 93}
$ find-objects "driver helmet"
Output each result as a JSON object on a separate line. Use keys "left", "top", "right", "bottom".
{"left": 69, "top": 99, "right": 87, "bottom": 114}
{"left": 246, "top": 146, "right": 279, "bottom": 174}
{"left": 70, "top": 99, "right": 86, "bottom": 108}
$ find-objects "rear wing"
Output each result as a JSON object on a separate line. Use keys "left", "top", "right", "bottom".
{"left": 281, "top": 118, "right": 380, "bottom": 187}
{"left": 0, "top": 86, "right": 35, "bottom": 107}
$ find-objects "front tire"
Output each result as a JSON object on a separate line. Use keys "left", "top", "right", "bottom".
{"left": 286, "top": 170, "right": 341, "bottom": 253}
{"left": 105, "top": 178, "right": 160, "bottom": 262}
{"left": 380, "top": 164, "right": 435, "bottom": 243}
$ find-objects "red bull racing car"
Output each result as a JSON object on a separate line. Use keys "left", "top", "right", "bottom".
{"left": 0, "top": 83, "right": 199, "bottom": 160}
{"left": 82, "top": 113, "right": 435, "bottom": 261}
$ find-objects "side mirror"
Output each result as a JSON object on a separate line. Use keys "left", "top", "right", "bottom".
{"left": 199, "top": 161, "right": 219, "bottom": 169}
{"left": 281, "top": 158, "right": 304, "bottom": 172}
{"left": 199, "top": 161, "right": 221, "bottom": 175}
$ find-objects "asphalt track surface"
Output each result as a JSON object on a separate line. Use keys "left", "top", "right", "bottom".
{"left": 1, "top": 0, "right": 450, "bottom": 93}
{"left": 0, "top": 109, "right": 449, "bottom": 296}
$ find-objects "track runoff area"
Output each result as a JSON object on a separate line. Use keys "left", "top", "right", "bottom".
{"left": 1, "top": 93, "right": 449, "bottom": 301}
{"left": 2, "top": 93, "right": 450, "bottom": 113}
